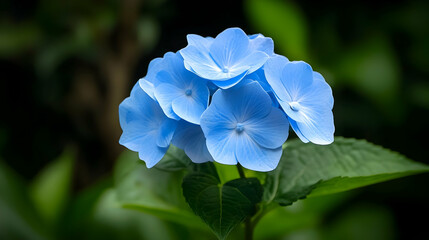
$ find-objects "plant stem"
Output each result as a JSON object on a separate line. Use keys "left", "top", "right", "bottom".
{"left": 244, "top": 218, "right": 253, "bottom": 240}
{"left": 236, "top": 164, "right": 253, "bottom": 240}
{"left": 236, "top": 164, "right": 246, "bottom": 179}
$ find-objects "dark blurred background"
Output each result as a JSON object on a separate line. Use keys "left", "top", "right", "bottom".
{"left": 1, "top": 0, "right": 429, "bottom": 239}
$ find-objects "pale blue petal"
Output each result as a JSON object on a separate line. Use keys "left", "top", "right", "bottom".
{"left": 207, "top": 81, "right": 219, "bottom": 95}
{"left": 264, "top": 55, "right": 291, "bottom": 101}
{"left": 313, "top": 71, "right": 334, "bottom": 109}
{"left": 172, "top": 121, "right": 213, "bottom": 163}
{"left": 180, "top": 45, "right": 223, "bottom": 79}
{"left": 245, "top": 68, "right": 271, "bottom": 91}
{"left": 157, "top": 118, "right": 178, "bottom": 147}
{"left": 119, "top": 83, "right": 159, "bottom": 130}
{"left": 248, "top": 34, "right": 274, "bottom": 56}
{"left": 235, "top": 134, "right": 282, "bottom": 172}
{"left": 144, "top": 57, "right": 164, "bottom": 83}
{"left": 220, "top": 81, "right": 272, "bottom": 122}
{"left": 172, "top": 95, "right": 206, "bottom": 124}
{"left": 210, "top": 28, "right": 249, "bottom": 69}
{"left": 119, "top": 83, "right": 172, "bottom": 168}
{"left": 200, "top": 102, "right": 237, "bottom": 165}
{"left": 120, "top": 131, "right": 167, "bottom": 168}
{"left": 211, "top": 70, "right": 248, "bottom": 89}
{"left": 190, "top": 79, "right": 210, "bottom": 107}
{"left": 244, "top": 107, "right": 289, "bottom": 149}
{"left": 268, "top": 91, "right": 279, "bottom": 108}
{"left": 295, "top": 106, "right": 334, "bottom": 145}
{"left": 288, "top": 117, "right": 309, "bottom": 143}
{"left": 205, "top": 129, "right": 238, "bottom": 165}
{"left": 156, "top": 53, "right": 196, "bottom": 87}
{"left": 200, "top": 98, "right": 236, "bottom": 136}
{"left": 138, "top": 77, "right": 155, "bottom": 100}
{"left": 154, "top": 83, "right": 182, "bottom": 120}
{"left": 281, "top": 61, "right": 314, "bottom": 101}
{"left": 237, "top": 51, "right": 269, "bottom": 74}
{"left": 187, "top": 34, "right": 213, "bottom": 50}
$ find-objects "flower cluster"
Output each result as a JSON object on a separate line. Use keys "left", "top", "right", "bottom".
{"left": 119, "top": 28, "right": 334, "bottom": 171}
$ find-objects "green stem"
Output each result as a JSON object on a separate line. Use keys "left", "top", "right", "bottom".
{"left": 244, "top": 218, "right": 253, "bottom": 240}
{"left": 236, "top": 164, "right": 246, "bottom": 179}
{"left": 236, "top": 164, "right": 253, "bottom": 240}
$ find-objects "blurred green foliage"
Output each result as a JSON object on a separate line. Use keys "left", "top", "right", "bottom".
{"left": 1, "top": 0, "right": 429, "bottom": 239}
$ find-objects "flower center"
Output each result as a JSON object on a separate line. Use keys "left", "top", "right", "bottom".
{"left": 289, "top": 102, "right": 300, "bottom": 112}
{"left": 185, "top": 89, "right": 193, "bottom": 96}
{"left": 235, "top": 123, "right": 245, "bottom": 133}
{"left": 222, "top": 67, "right": 229, "bottom": 73}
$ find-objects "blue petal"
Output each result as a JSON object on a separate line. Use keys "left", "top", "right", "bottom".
{"left": 244, "top": 107, "right": 289, "bottom": 149}
{"left": 288, "top": 117, "right": 309, "bottom": 143}
{"left": 281, "top": 61, "right": 314, "bottom": 101}
{"left": 264, "top": 55, "right": 291, "bottom": 101}
{"left": 211, "top": 81, "right": 272, "bottom": 122}
{"left": 144, "top": 57, "right": 164, "bottom": 83}
{"left": 180, "top": 45, "right": 223, "bottom": 79}
{"left": 154, "top": 52, "right": 196, "bottom": 87}
{"left": 187, "top": 34, "right": 213, "bottom": 50}
{"left": 313, "top": 71, "right": 334, "bottom": 109}
{"left": 235, "top": 51, "right": 269, "bottom": 74}
{"left": 120, "top": 129, "right": 168, "bottom": 168}
{"left": 268, "top": 91, "right": 280, "bottom": 108}
{"left": 157, "top": 118, "right": 178, "bottom": 147}
{"left": 235, "top": 134, "right": 282, "bottom": 172}
{"left": 294, "top": 106, "right": 334, "bottom": 145}
{"left": 172, "top": 95, "right": 207, "bottom": 124}
{"left": 248, "top": 33, "right": 274, "bottom": 56}
{"left": 210, "top": 28, "right": 250, "bottom": 71}
{"left": 154, "top": 82, "right": 182, "bottom": 120}
{"left": 200, "top": 101, "right": 237, "bottom": 165}
{"left": 205, "top": 129, "right": 238, "bottom": 165}
{"left": 211, "top": 70, "right": 248, "bottom": 89}
{"left": 245, "top": 68, "right": 271, "bottom": 91}
{"left": 119, "top": 83, "right": 174, "bottom": 167}
{"left": 172, "top": 121, "right": 213, "bottom": 163}
{"left": 138, "top": 78, "right": 155, "bottom": 100}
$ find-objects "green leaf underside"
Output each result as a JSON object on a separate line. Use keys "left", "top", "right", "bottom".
{"left": 265, "top": 137, "right": 429, "bottom": 206}
{"left": 182, "top": 173, "right": 262, "bottom": 240}
{"left": 114, "top": 150, "right": 206, "bottom": 229}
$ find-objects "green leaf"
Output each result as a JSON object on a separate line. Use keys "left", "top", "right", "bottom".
{"left": 114, "top": 150, "right": 206, "bottom": 230}
{"left": 0, "top": 161, "right": 49, "bottom": 240}
{"left": 154, "top": 145, "right": 192, "bottom": 171}
{"left": 264, "top": 137, "right": 429, "bottom": 206}
{"left": 30, "top": 149, "right": 75, "bottom": 224}
{"left": 182, "top": 173, "right": 262, "bottom": 240}
{"left": 245, "top": 0, "right": 309, "bottom": 60}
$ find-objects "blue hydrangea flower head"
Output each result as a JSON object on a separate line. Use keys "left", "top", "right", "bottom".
{"left": 200, "top": 81, "right": 290, "bottom": 171}
{"left": 180, "top": 27, "right": 271, "bottom": 89}
{"left": 172, "top": 120, "right": 213, "bottom": 163}
{"left": 152, "top": 52, "right": 210, "bottom": 124}
{"left": 264, "top": 55, "right": 334, "bottom": 145}
{"left": 119, "top": 83, "right": 178, "bottom": 168}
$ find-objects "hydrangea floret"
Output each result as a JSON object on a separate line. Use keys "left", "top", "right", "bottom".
{"left": 119, "top": 27, "right": 334, "bottom": 172}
